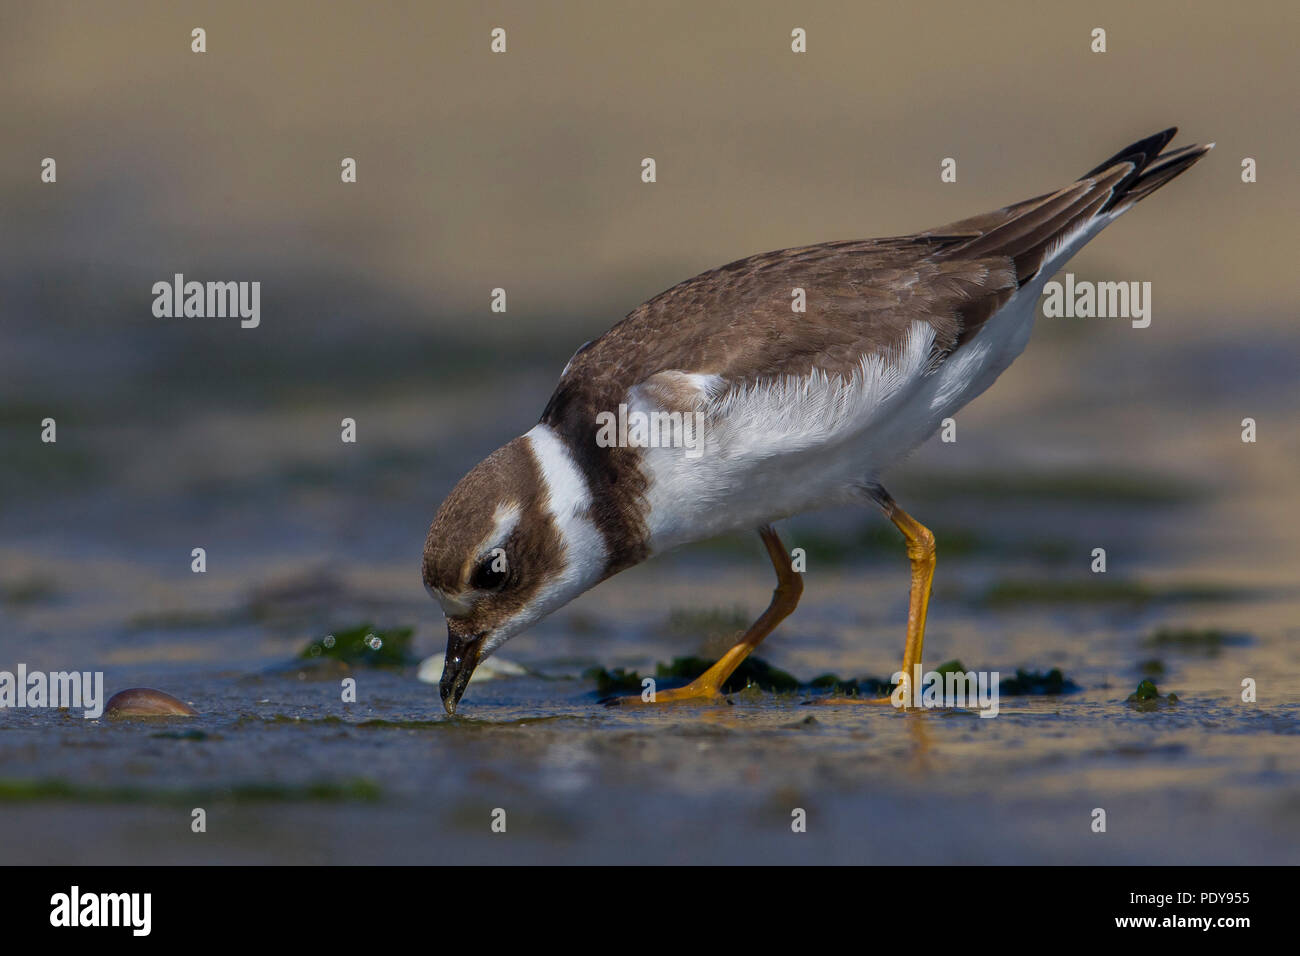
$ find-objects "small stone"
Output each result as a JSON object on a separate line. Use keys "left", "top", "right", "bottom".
{"left": 105, "top": 688, "right": 198, "bottom": 718}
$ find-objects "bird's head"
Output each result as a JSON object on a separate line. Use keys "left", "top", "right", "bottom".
{"left": 422, "top": 427, "right": 607, "bottom": 713}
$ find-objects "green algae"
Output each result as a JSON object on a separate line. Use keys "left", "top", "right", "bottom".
{"left": 657, "top": 655, "right": 800, "bottom": 693}
{"left": 811, "top": 661, "right": 1080, "bottom": 698}
{"left": 587, "top": 656, "right": 1083, "bottom": 700}
{"left": 299, "top": 623, "right": 415, "bottom": 668}
{"left": 999, "top": 668, "right": 1081, "bottom": 696}
{"left": 807, "top": 674, "right": 894, "bottom": 697}
{"left": 253, "top": 714, "right": 348, "bottom": 725}
{"left": 1127, "top": 679, "right": 1180, "bottom": 711}
{"left": 1131, "top": 679, "right": 1161, "bottom": 701}
{"left": 583, "top": 666, "right": 644, "bottom": 695}
{"left": 586, "top": 655, "right": 801, "bottom": 696}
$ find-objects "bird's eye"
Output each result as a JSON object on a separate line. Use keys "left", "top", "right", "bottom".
{"left": 470, "top": 557, "right": 508, "bottom": 591}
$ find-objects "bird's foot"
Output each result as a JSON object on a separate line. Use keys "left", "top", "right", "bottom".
{"left": 600, "top": 677, "right": 730, "bottom": 707}
{"left": 808, "top": 694, "right": 899, "bottom": 707}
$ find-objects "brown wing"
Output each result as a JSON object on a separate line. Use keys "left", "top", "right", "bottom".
{"left": 542, "top": 128, "right": 1209, "bottom": 438}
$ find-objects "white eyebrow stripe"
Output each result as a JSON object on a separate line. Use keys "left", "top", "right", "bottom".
{"left": 485, "top": 501, "right": 522, "bottom": 554}
{"left": 436, "top": 502, "right": 522, "bottom": 621}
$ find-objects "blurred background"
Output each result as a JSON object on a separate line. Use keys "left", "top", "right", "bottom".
{"left": 0, "top": 1, "right": 1296, "bottom": 864}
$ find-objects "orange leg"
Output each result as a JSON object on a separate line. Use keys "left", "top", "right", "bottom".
{"left": 818, "top": 485, "right": 936, "bottom": 707}
{"left": 608, "top": 524, "right": 802, "bottom": 705}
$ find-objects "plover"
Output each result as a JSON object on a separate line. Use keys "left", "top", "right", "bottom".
{"left": 424, "top": 128, "right": 1211, "bottom": 713}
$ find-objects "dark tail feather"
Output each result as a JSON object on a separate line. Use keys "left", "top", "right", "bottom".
{"left": 935, "top": 127, "right": 1212, "bottom": 303}
{"left": 1081, "top": 127, "right": 1213, "bottom": 214}
{"left": 1116, "top": 142, "right": 1214, "bottom": 209}
{"left": 1081, "top": 127, "right": 1178, "bottom": 179}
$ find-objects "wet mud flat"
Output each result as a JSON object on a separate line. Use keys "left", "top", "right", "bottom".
{"left": 1, "top": 569, "right": 1297, "bottom": 865}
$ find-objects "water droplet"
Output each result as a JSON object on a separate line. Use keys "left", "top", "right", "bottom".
{"left": 365, "top": 633, "right": 383, "bottom": 650}
{"left": 322, "top": 634, "right": 335, "bottom": 648}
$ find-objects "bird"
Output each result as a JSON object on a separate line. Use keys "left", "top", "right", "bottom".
{"left": 423, "top": 128, "right": 1212, "bottom": 714}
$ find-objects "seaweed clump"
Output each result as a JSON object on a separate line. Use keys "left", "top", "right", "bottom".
{"left": 586, "top": 655, "right": 801, "bottom": 696}
{"left": 657, "top": 656, "right": 800, "bottom": 694}
{"left": 1127, "top": 678, "right": 1180, "bottom": 711}
{"left": 583, "top": 666, "right": 646, "bottom": 695}
{"left": 807, "top": 674, "right": 895, "bottom": 697}
{"left": 298, "top": 623, "right": 415, "bottom": 668}
{"left": 999, "top": 668, "right": 1081, "bottom": 696}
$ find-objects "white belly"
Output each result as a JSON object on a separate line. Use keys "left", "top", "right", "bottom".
{"left": 637, "top": 257, "right": 1092, "bottom": 554}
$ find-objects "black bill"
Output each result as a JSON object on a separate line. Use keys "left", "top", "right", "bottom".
{"left": 439, "top": 628, "right": 485, "bottom": 714}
